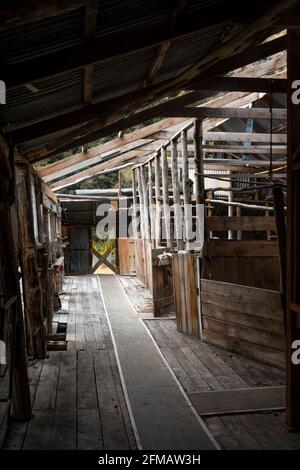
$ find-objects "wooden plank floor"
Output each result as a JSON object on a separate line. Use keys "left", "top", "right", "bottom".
{"left": 99, "top": 274, "right": 218, "bottom": 450}
{"left": 2, "top": 275, "right": 136, "bottom": 450}
{"left": 144, "top": 318, "right": 300, "bottom": 450}
{"left": 118, "top": 275, "right": 154, "bottom": 317}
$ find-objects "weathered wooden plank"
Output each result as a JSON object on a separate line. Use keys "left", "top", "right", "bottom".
{"left": 51, "top": 351, "right": 76, "bottom": 450}
{"left": 93, "top": 349, "right": 130, "bottom": 450}
{"left": 202, "top": 316, "right": 285, "bottom": 352}
{"left": 202, "top": 302, "right": 284, "bottom": 334}
{"left": 205, "top": 216, "right": 276, "bottom": 232}
{"left": 205, "top": 240, "right": 279, "bottom": 257}
{"left": 202, "top": 330, "right": 285, "bottom": 369}
{"left": 188, "top": 386, "right": 285, "bottom": 416}
{"left": 23, "top": 410, "right": 54, "bottom": 450}
{"left": 170, "top": 107, "right": 287, "bottom": 120}
{"left": 200, "top": 279, "right": 282, "bottom": 320}
{"left": 77, "top": 350, "right": 98, "bottom": 410}
{"left": 204, "top": 416, "right": 241, "bottom": 449}
{"left": 77, "top": 408, "right": 103, "bottom": 450}
{"left": 203, "top": 131, "right": 287, "bottom": 143}
{"left": 33, "top": 353, "right": 60, "bottom": 410}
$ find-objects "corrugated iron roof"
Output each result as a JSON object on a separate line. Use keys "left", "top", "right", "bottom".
{"left": 0, "top": 0, "right": 284, "bottom": 157}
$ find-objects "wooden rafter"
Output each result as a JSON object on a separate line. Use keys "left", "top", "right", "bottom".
{"left": 167, "top": 107, "right": 287, "bottom": 120}
{"left": 20, "top": 42, "right": 287, "bottom": 161}
{"left": 2, "top": 3, "right": 254, "bottom": 91}
{"left": 0, "top": 0, "right": 86, "bottom": 31}
{"left": 83, "top": 0, "right": 98, "bottom": 104}
{"left": 33, "top": 1, "right": 294, "bottom": 159}
{"left": 37, "top": 66, "right": 286, "bottom": 183}
{"left": 143, "top": 0, "right": 189, "bottom": 87}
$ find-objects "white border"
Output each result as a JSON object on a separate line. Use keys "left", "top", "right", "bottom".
{"left": 115, "top": 274, "right": 221, "bottom": 450}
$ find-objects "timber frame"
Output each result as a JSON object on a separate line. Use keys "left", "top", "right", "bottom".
{"left": 2, "top": 0, "right": 300, "bottom": 446}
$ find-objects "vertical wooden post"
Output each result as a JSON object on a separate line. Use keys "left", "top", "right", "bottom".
{"left": 140, "top": 166, "right": 151, "bottom": 243}
{"left": 118, "top": 170, "right": 123, "bottom": 199}
{"left": 171, "top": 139, "right": 183, "bottom": 250}
{"left": 286, "top": 29, "right": 300, "bottom": 430}
{"left": 207, "top": 190, "right": 214, "bottom": 240}
{"left": 236, "top": 206, "right": 242, "bottom": 240}
{"left": 273, "top": 185, "right": 287, "bottom": 309}
{"left": 193, "top": 119, "right": 205, "bottom": 253}
{"left": 136, "top": 167, "right": 145, "bottom": 240}
{"left": 181, "top": 129, "right": 191, "bottom": 250}
{"left": 0, "top": 141, "right": 32, "bottom": 421}
{"left": 132, "top": 169, "right": 138, "bottom": 239}
{"left": 148, "top": 161, "right": 155, "bottom": 246}
{"left": 228, "top": 191, "right": 233, "bottom": 240}
{"left": 161, "top": 147, "right": 172, "bottom": 249}
{"left": 154, "top": 153, "right": 162, "bottom": 248}
{"left": 193, "top": 119, "right": 205, "bottom": 204}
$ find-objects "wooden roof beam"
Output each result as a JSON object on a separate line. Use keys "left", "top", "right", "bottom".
{"left": 187, "top": 76, "right": 287, "bottom": 94}
{"left": 2, "top": 4, "right": 251, "bottom": 91}
{"left": 0, "top": 1, "right": 86, "bottom": 31}
{"left": 51, "top": 156, "right": 286, "bottom": 192}
{"left": 38, "top": 90, "right": 272, "bottom": 183}
{"left": 167, "top": 106, "right": 287, "bottom": 120}
{"left": 83, "top": 0, "right": 98, "bottom": 104}
{"left": 21, "top": 46, "right": 287, "bottom": 161}
{"left": 143, "top": 0, "right": 189, "bottom": 87}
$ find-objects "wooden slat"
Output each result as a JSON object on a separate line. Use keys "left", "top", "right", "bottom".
{"left": 170, "top": 107, "right": 287, "bottom": 120}
{"left": 205, "top": 240, "right": 279, "bottom": 257}
{"left": 203, "top": 131, "right": 287, "bottom": 143}
{"left": 94, "top": 349, "right": 130, "bottom": 450}
{"left": 188, "top": 386, "right": 285, "bottom": 416}
{"left": 205, "top": 216, "right": 276, "bottom": 232}
{"left": 202, "top": 316, "right": 285, "bottom": 352}
{"left": 202, "top": 329, "right": 285, "bottom": 369}
{"left": 201, "top": 279, "right": 282, "bottom": 320}
{"left": 51, "top": 351, "right": 76, "bottom": 449}
{"left": 202, "top": 302, "right": 284, "bottom": 334}
{"left": 33, "top": 353, "right": 60, "bottom": 410}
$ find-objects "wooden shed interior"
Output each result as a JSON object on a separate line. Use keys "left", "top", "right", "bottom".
{"left": 1, "top": 0, "right": 300, "bottom": 451}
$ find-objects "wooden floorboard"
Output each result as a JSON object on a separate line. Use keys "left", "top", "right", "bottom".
{"left": 188, "top": 386, "right": 285, "bottom": 416}
{"left": 2, "top": 275, "right": 136, "bottom": 450}
{"left": 4, "top": 273, "right": 297, "bottom": 450}
{"left": 143, "top": 317, "right": 300, "bottom": 450}
{"left": 118, "top": 275, "right": 154, "bottom": 317}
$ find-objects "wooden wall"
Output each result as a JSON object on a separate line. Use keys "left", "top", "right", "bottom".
{"left": 118, "top": 238, "right": 136, "bottom": 275}
{"left": 135, "top": 239, "right": 152, "bottom": 291}
{"left": 135, "top": 239, "right": 174, "bottom": 316}
{"left": 203, "top": 240, "right": 280, "bottom": 291}
{"left": 201, "top": 279, "right": 285, "bottom": 369}
{"left": 173, "top": 253, "right": 200, "bottom": 337}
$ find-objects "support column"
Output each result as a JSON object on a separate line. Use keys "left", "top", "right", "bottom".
{"left": 161, "top": 147, "right": 172, "bottom": 249}
{"left": 171, "top": 139, "right": 183, "bottom": 250}
{"left": 181, "top": 129, "right": 191, "bottom": 250}
{"left": 148, "top": 161, "right": 155, "bottom": 246}
{"left": 136, "top": 167, "right": 145, "bottom": 241}
{"left": 0, "top": 140, "right": 31, "bottom": 421}
{"left": 193, "top": 119, "right": 205, "bottom": 204}
{"left": 154, "top": 154, "right": 162, "bottom": 248}
{"left": 132, "top": 169, "right": 138, "bottom": 239}
{"left": 193, "top": 118, "right": 205, "bottom": 253}
{"left": 140, "top": 166, "right": 151, "bottom": 243}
